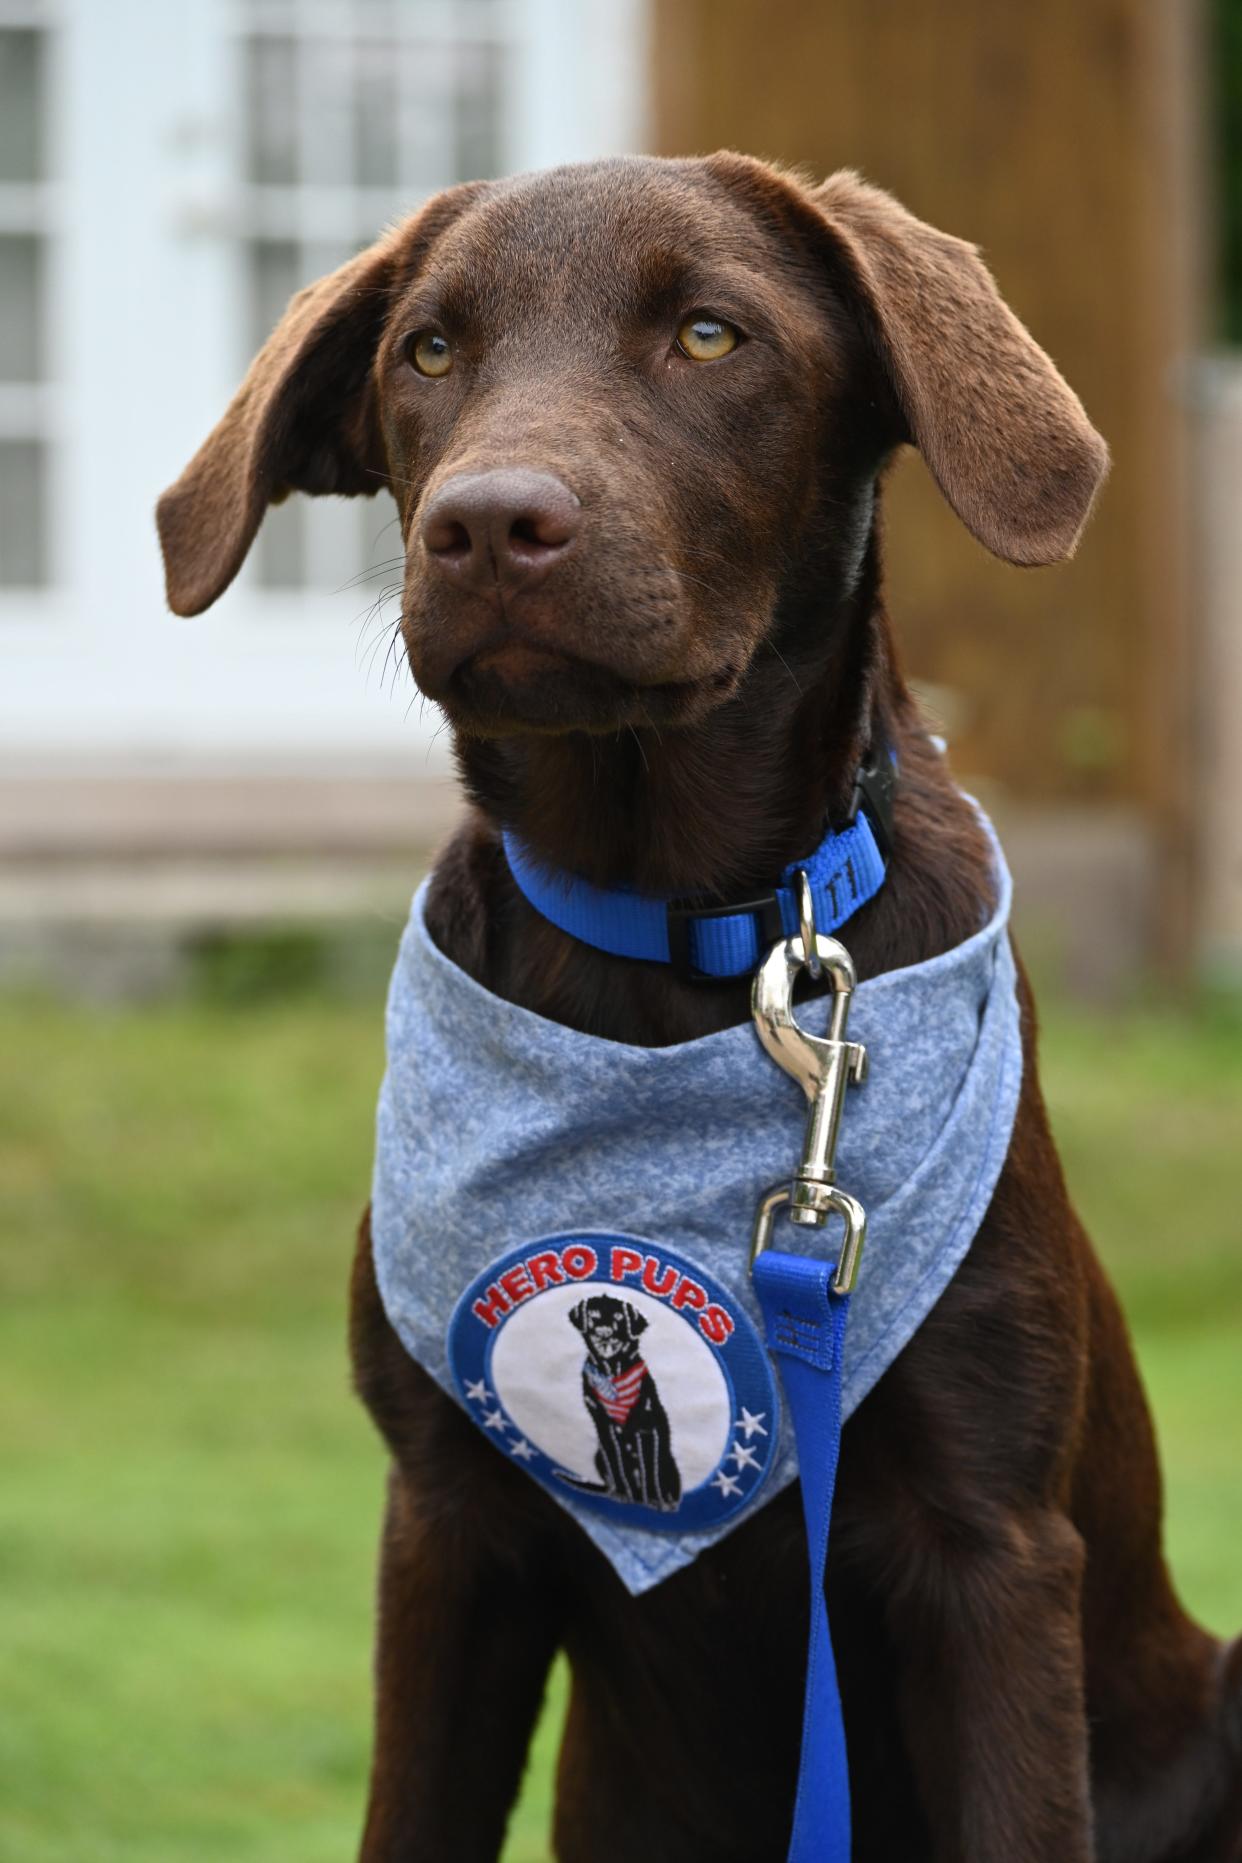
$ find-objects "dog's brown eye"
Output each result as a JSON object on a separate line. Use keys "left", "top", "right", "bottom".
{"left": 675, "top": 315, "right": 739, "bottom": 362}
{"left": 408, "top": 330, "right": 453, "bottom": 378}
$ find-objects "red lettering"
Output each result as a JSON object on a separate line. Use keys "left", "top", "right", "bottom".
{"left": 499, "top": 1264, "right": 534, "bottom": 1305}
{"left": 610, "top": 1246, "right": 643, "bottom": 1283}
{"left": 562, "top": 1244, "right": 598, "bottom": 1281}
{"left": 471, "top": 1283, "right": 511, "bottom": 1329}
{"left": 699, "top": 1303, "right": 735, "bottom": 1346}
{"left": 642, "top": 1256, "right": 678, "bottom": 1299}
{"left": 671, "top": 1276, "right": 707, "bottom": 1314}
{"left": 527, "top": 1250, "right": 566, "bottom": 1292}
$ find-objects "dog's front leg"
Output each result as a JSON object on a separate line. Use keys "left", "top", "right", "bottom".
{"left": 838, "top": 1106, "right": 1098, "bottom": 1860}
{"left": 882, "top": 1503, "right": 1093, "bottom": 1861}
{"left": 351, "top": 1216, "right": 560, "bottom": 1860}
{"left": 358, "top": 1467, "right": 559, "bottom": 1863}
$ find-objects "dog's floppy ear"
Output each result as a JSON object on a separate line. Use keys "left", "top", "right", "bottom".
{"left": 568, "top": 1302, "right": 588, "bottom": 1334}
{"left": 156, "top": 182, "right": 486, "bottom": 617}
{"left": 812, "top": 170, "right": 1108, "bottom": 566}
{"left": 156, "top": 235, "right": 402, "bottom": 617}
{"left": 623, "top": 1304, "right": 648, "bottom": 1340}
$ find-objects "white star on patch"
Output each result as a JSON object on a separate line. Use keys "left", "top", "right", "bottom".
{"left": 482, "top": 1407, "right": 509, "bottom": 1432}
{"left": 711, "top": 1469, "right": 743, "bottom": 1499}
{"left": 728, "top": 1441, "right": 761, "bottom": 1471}
{"left": 464, "top": 1379, "right": 491, "bottom": 1404}
{"left": 510, "top": 1438, "right": 535, "bottom": 1461}
{"left": 734, "top": 1407, "right": 768, "bottom": 1440}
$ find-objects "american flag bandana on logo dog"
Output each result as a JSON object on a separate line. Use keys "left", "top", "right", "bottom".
{"left": 372, "top": 803, "right": 1023, "bottom": 1595}
{"left": 585, "top": 1356, "right": 647, "bottom": 1425}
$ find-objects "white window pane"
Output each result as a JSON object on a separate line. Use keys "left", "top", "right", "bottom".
{"left": 0, "top": 29, "right": 44, "bottom": 184}
{"left": 306, "top": 494, "right": 366, "bottom": 592}
{"left": 454, "top": 40, "right": 501, "bottom": 181}
{"left": 397, "top": 41, "right": 457, "bottom": 192}
{"left": 247, "top": 239, "right": 305, "bottom": 588}
{"left": 300, "top": 37, "right": 354, "bottom": 189}
{"left": 0, "top": 235, "right": 43, "bottom": 382}
{"left": 0, "top": 441, "right": 46, "bottom": 587}
{"left": 257, "top": 498, "right": 307, "bottom": 589}
{"left": 245, "top": 35, "right": 299, "bottom": 186}
{"left": 354, "top": 39, "right": 398, "bottom": 188}
{"left": 249, "top": 236, "right": 300, "bottom": 347}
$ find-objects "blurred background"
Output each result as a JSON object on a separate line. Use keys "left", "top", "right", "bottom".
{"left": 1, "top": 3, "right": 1239, "bottom": 1860}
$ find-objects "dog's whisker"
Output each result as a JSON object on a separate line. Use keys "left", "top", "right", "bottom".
{"left": 636, "top": 697, "right": 664, "bottom": 751}
{"left": 338, "top": 556, "right": 407, "bottom": 596}
{"left": 675, "top": 567, "right": 730, "bottom": 601}
{"left": 763, "top": 639, "right": 805, "bottom": 697}
{"left": 626, "top": 723, "right": 650, "bottom": 777}
{"left": 355, "top": 587, "right": 405, "bottom": 681}
{"left": 366, "top": 465, "right": 421, "bottom": 493}
{"left": 385, "top": 624, "right": 411, "bottom": 699}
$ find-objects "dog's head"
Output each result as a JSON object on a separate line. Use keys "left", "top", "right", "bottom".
{"left": 157, "top": 155, "right": 1106, "bottom": 739}
{"left": 568, "top": 1295, "right": 647, "bottom": 1368}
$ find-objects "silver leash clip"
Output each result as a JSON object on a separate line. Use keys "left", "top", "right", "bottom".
{"left": 750, "top": 871, "right": 868, "bottom": 1295}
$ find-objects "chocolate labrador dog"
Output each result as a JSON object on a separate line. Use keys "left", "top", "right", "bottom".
{"left": 157, "top": 155, "right": 1242, "bottom": 1861}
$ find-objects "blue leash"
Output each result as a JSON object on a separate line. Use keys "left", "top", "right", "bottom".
{"left": 747, "top": 929, "right": 867, "bottom": 1859}
{"left": 753, "top": 1253, "right": 852, "bottom": 1862}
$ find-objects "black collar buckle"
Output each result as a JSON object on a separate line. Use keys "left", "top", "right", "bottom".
{"left": 849, "top": 753, "right": 896, "bottom": 859}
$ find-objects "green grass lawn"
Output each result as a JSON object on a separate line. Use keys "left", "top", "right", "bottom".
{"left": 1, "top": 984, "right": 1239, "bottom": 1861}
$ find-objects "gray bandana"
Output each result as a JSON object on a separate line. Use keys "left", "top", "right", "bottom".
{"left": 371, "top": 804, "right": 1022, "bottom": 1594}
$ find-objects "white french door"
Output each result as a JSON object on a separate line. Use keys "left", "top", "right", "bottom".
{"left": 0, "top": 0, "right": 645, "bottom": 758}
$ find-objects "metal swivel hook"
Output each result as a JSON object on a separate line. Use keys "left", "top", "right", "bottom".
{"left": 749, "top": 870, "right": 868, "bottom": 1295}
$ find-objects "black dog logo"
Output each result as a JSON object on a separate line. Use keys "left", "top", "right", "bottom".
{"left": 555, "top": 1296, "right": 682, "bottom": 1511}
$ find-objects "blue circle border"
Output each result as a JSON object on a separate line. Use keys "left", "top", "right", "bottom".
{"left": 447, "top": 1231, "right": 780, "bottom": 1534}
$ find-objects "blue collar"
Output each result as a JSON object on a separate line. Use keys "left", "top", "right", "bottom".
{"left": 501, "top": 755, "right": 895, "bottom": 981}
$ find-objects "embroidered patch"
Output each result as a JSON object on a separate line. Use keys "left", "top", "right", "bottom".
{"left": 447, "top": 1233, "right": 780, "bottom": 1532}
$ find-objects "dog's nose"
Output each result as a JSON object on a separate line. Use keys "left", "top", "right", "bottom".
{"left": 420, "top": 469, "right": 580, "bottom": 591}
